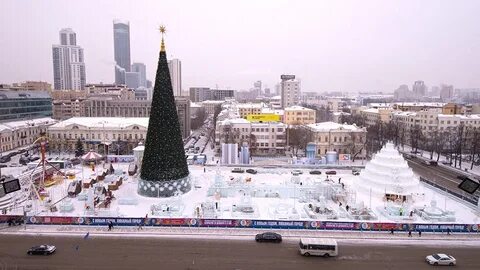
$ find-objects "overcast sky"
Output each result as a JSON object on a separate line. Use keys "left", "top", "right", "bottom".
{"left": 1, "top": 0, "right": 480, "bottom": 93}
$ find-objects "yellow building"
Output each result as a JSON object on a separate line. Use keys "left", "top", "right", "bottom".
{"left": 284, "top": 106, "right": 316, "bottom": 125}
{"left": 246, "top": 114, "right": 281, "bottom": 122}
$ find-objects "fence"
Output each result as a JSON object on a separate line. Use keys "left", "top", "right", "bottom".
{"left": 1, "top": 215, "right": 479, "bottom": 234}
{"left": 419, "top": 177, "right": 479, "bottom": 206}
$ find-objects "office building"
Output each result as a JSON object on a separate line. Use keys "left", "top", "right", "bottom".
{"left": 52, "top": 28, "right": 86, "bottom": 90}
{"left": 0, "top": 90, "right": 52, "bottom": 122}
{"left": 440, "top": 84, "right": 454, "bottom": 101}
{"left": 131, "top": 62, "right": 147, "bottom": 87}
{"left": 284, "top": 106, "right": 316, "bottom": 125}
{"left": 10, "top": 81, "right": 52, "bottom": 91}
{"left": 189, "top": 87, "right": 235, "bottom": 102}
{"left": 125, "top": 72, "right": 140, "bottom": 89}
{"left": 280, "top": 75, "right": 300, "bottom": 108}
{"left": 412, "top": 81, "right": 426, "bottom": 97}
{"left": 113, "top": 20, "right": 131, "bottom": 85}
{"left": 168, "top": 59, "right": 182, "bottom": 96}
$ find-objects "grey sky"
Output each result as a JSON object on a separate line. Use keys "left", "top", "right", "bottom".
{"left": 1, "top": 0, "right": 479, "bottom": 93}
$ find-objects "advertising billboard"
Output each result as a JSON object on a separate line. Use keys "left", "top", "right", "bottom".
{"left": 280, "top": 75, "right": 295, "bottom": 80}
{"left": 246, "top": 114, "right": 281, "bottom": 122}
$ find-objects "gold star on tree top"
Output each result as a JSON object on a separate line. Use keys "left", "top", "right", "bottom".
{"left": 159, "top": 25, "right": 166, "bottom": 52}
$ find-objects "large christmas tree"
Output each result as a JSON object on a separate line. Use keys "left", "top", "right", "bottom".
{"left": 138, "top": 27, "right": 190, "bottom": 197}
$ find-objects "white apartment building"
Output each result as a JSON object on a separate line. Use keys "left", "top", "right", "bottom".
{"left": 305, "top": 122, "right": 367, "bottom": 158}
{"left": 281, "top": 76, "right": 300, "bottom": 108}
{"left": 360, "top": 108, "right": 393, "bottom": 126}
{"left": 47, "top": 117, "right": 149, "bottom": 155}
{"left": 52, "top": 28, "right": 86, "bottom": 90}
{"left": 215, "top": 118, "right": 287, "bottom": 155}
{"left": 168, "top": 59, "right": 182, "bottom": 96}
{"left": 0, "top": 118, "right": 57, "bottom": 152}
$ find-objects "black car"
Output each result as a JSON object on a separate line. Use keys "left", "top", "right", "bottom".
{"left": 255, "top": 232, "right": 282, "bottom": 243}
{"left": 326, "top": 170, "right": 337, "bottom": 175}
{"left": 27, "top": 245, "right": 56, "bottom": 255}
{"left": 231, "top": 168, "right": 245, "bottom": 173}
{"left": 309, "top": 170, "right": 322, "bottom": 175}
{"left": 246, "top": 169, "right": 257, "bottom": 174}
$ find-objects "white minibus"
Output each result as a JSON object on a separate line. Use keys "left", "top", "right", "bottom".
{"left": 299, "top": 238, "right": 338, "bottom": 257}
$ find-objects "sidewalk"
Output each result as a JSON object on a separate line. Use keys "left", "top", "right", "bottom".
{"left": 2, "top": 224, "right": 480, "bottom": 242}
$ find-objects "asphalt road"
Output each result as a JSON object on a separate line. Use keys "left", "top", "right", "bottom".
{"left": 0, "top": 234, "right": 479, "bottom": 270}
{"left": 407, "top": 158, "right": 479, "bottom": 201}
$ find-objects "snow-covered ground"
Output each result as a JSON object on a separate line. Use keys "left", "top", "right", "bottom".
{"left": 3, "top": 162, "right": 479, "bottom": 225}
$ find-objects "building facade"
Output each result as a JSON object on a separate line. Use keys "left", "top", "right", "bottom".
{"left": 0, "top": 90, "right": 52, "bottom": 122}
{"left": 113, "top": 20, "right": 131, "bottom": 85}
{"left": 81, "top": 96, "right": 190, "bottom": 139}
{"left": 168, "top": 59, "right": 182, "bottom": 96}
{"left": 51, "top": 90, "right": 87, "bottom": 120}
{"left": 52, "top": 28, "right": 86, "bottom": 90}
{"left": 189, "top": 87, "right": 235, "bottom": 102}
{"left": 47, "top": 117, "right": 147, "bottom": 155}
{"left": 215, "top": 118, "right": 286, "bottom": 155}
{"left": 131, "top": 62, "right": 147, "bottom": 88}
{"left": 305, "top": 122, "right": 367, "bottom": 158}
{"left": 10, "top": 81, "right": 52, "bottom": 91}
{"left": 284, "top": 106, "right": 316, "bottom": 125}
{"left": 0, "top": 118, "right": 57, "bottom": 152}
{"left": 280, "top": 75, "right": 300, "bottom": 108}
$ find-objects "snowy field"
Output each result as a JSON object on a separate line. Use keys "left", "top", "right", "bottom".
{"left": 2, "top": 162, "right": 479, "bottom": 225}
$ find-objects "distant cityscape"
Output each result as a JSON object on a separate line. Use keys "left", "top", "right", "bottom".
{"left": 1, "top": 19, "right": 480, "bottom": 174}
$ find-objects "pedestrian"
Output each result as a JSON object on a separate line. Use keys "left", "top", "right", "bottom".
{"left": 204, "top": 167, "right": 206, "bottom": 173}
{"left": 346, "top": 205, "right": 350, "bottom": 212}
{"left": 390, "top": 228, "right": 394, "bottom": 235}
{"left": 408, "top": 230, "right": 412, "bottom": 237}
{"left": 418, "top": 231, "right": 422, "bottom": 237}
{"left": 341, "top": 183, "right": 345, "bottom": 189}
{"left": 447, "top": 228, "right": 451, "bottom": 235}
{"left": 107, "top": 222, "right": 111, "bottom": 231}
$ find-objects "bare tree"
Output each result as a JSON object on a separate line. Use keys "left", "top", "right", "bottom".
{"left": 346, "top": 131, "right": 367, "bottom": 161}
{"left": 470, "top": 128, "right": 480, "bottom": 170}
{"left": 287, "top": 126, "right": 312, "bottom": 156}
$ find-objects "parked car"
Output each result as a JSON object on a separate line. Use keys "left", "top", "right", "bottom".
{"left": 246, "top": 169, "right": 257, "bottom": 174}
{"left": 291, "top": 169, "right": 303, "bottom": 175}
{"left": 231, "top": 168, "right": 245, "bottom": 173}
{"left": 442, "top": 161, "right": 453, "bottom": 165}
{"left": 9, "top": 163, "right": 19, "bottom": 167}
{"left": 0, "top": 164, "right": 7, "bottom": 168}
{"left": 425, "top": 254, "right": 456, "bottom": 266}
{"left": 27, "top": 245, "right": 56, "bottom": 255}
{"left": 428, "top": 161, "right": 438, "bottom": 166}
{"left": 0, "top": 156, "right": 11, "bottom": 163}
{"left": 326, "top": 170, "right": 337, "bottom": 175}
{"left": 352, "top": 170, "right": 360, "bottom": 176}
{"left": 309, "top": 170, "right": 322, "bottom": 175}
{"left": 255, "top": 232, "right": 282, "bottom": 243}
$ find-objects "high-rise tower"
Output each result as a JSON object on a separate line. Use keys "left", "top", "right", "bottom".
{"left": 138, "top": 26, "right": 191, "bottom": 197}
{"left": 52, "top": 28, "right": 86, "bottom": 90}
{"left": 113, "top": 20, "right": 131, "bottom": 85}
{"left": 168, "top": 59, "right": 182, "bottom": 96}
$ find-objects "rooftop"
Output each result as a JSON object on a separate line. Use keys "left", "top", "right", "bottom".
{"left": 49, "top": 117, "right": 149, "bottom": 129}
{"left": 284, "top": 106, "right": 314, "bottom": 111}
{"left": 307, "top": 121, "right": 361, "bottom": 132}
{"left": 0, "top": 90, "right": 51, "bottom": 99}
{"left": 0, "top": 117, "right": 57, "bottom": 132}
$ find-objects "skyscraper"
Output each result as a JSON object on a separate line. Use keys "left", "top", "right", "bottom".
{"left": 412, "top": 80, "right": 426, "bottom": 97}
{"left": 168, "top": 59, "right": 182, "bottom": 96}
{"left": 131, "top": 62, "right": 147, "bottom": 87}
{"left": 113, "top": 20, "right": 131, "bottom": 85}
{"left": 280, "top": 75, "right": 300, "bottom": 108}
{"left": 52, "top": 28, "right": 86, "bottom": 90}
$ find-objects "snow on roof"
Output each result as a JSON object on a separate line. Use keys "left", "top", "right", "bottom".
{"left": 190, "top": 102, "right": 202, "bottom": 108}
{"left": 438, "top": 114, "right": 480, "bottom": 120}
{"left": 284, "top": 106, "right": 314, "bottom": 111}
{"left": 307, "top": 121, "right": 360, "bottom": 132}
{"left": 237, "top": 103, "right": 264, "bottom": 108}
{"left": 0, "top": 117, "right": 57, "bottom": 132}
{"left": 392, "top": 111, "right": 417, "bottom": 117}
{"left": 394, "top": 102, "right": 446, "bottom": 107}
{"left": 218, "top": 118, "right": 250, "bottom": 125}
{"left": 333, "top": 112, "right": 350, "bottom": 116}
{"left": 49, "top": 117, "right": 149, "bottom": 129}
{"left": 261, "top": 108, "right": 284, "bottom": 115}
